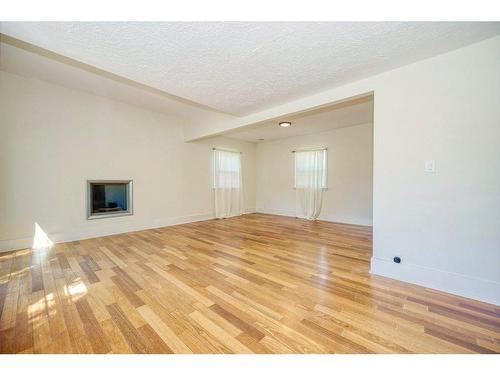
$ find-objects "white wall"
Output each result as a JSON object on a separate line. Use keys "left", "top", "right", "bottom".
{"left": 0, "top": 71, "right": 256, "bottom": 251}
{"left": 2, "top": 36, "right": 499, "bottom": 305}
{"left": 214, "top": 36, "right": 500, "bottom": 305}
{"left": 256, "top": 123, "right": 373, "bottom": 226}
{"left": 370, "top": 36, "right": 500, "bottom": 305}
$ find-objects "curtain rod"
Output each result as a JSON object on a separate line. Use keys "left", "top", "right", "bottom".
{"left": 292, "top": 147, "right": 328, "bottom": 153}
{"left": 212, "top": 147, "right": 242, "bottom": 154}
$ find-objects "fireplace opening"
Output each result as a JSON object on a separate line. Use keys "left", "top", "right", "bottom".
{"left": 87, "top": 180, "right": 133, "bottom": 219}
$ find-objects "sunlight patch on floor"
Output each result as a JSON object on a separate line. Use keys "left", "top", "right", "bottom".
{"left": 32, "top": 223, "right": 53, "bottom": 249}
{"left": 64, "top": 278, "right": 88, "bottom": 302}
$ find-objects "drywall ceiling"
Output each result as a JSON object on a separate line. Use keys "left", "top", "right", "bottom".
{"left": 223, "top": 95, "right": 373, "bottom": 142}
{"left": 2, "top": 22, "right": 499, "bottom": 115}
{"left": 0, "top": 39, "right": 234, "bottom": 124}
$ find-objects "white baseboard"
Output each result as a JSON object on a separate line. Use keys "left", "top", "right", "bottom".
{"left": 256, "top": 207, "right": 372, "bottom": 226}
{"left": 256, "top": 207, "right": 295, "bottom": 217}
{"left": 4, "top": 209, "right": 497, "bottom": 306}
{"left": 371, "top": 256, "right": 500, "bottom": 306}
{"left": 0, "top": 208, "right": 256, "bottom": 253}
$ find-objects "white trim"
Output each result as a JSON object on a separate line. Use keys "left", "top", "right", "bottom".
{"left": 319, "top": 212, "right": 371, "bottom": 226}
{"left": 257, "top": 207, "right": 295, "bottom": 217}
{"left": 255, "top": 207, "right": 372, "bottom": 226}
{"left": 4, "top": 209, "right": 495, "bottom": 306}
{"left": 293, "top": 148, "right": 328, "bottom": 189}
{"left": 371, "top": 256, "right": 500, "bottom": 306}
{"left": 292, "top": 146, "right": 328, "bottom": 152}
{"left": 212, "top": 147, "right": 242, "bottom": 154}
{"left": 212, "top": 148, "right": 243, "bottom": 189}
{"left": 0, "top": 208, "right": 256, "bottom": 253}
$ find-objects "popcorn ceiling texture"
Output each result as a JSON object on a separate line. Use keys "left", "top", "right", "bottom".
{"left": 2, "top": 22, "right": 499, "bottom": 115}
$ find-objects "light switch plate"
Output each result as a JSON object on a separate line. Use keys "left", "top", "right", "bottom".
{"left": 424, "top": 160, "right": 436, "bottom": 173}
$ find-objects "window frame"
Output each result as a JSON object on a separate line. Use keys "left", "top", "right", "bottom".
{"left": 293, "top": 148, "right": 328, "bottom": 189}
{"left": 212, "top": 148, "right": 242, "bottom": 189}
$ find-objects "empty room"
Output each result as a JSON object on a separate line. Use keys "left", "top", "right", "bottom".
{"left": 1, "top": 11, "right": 500, "bottom": 368}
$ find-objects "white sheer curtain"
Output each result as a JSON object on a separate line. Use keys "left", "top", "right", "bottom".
{"left": 295, "top": 149, "right": 327, "bottom": 220}
{"left": 213, "top": 149, "right": 244, "bottom": 219}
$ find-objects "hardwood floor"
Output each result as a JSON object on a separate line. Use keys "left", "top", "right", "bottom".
{"left": 0, "top": 213, "right": 499, "bottom": 353}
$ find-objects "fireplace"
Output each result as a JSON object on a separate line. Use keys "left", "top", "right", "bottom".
{"left": 87, "top": 180, "right": 133, "bottom": 219}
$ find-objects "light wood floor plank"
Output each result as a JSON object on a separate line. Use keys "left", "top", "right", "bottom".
{"left": 0, "top": 213, "right": 498, "bottom": 353}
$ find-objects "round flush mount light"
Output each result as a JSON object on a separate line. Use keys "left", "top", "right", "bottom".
{"left": 279, "top": 121, "right": 292, "bottom": 128}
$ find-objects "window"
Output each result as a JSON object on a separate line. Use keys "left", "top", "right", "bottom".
{"left": 294, "top": 149, "right": 327, "bottom": 189}
{"left": 212, "top": 149, "right": 242, "bottom": 189}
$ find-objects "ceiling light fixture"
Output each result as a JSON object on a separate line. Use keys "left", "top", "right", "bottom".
{"left": 279, "top": 122, "right": 292, "bottom": 128}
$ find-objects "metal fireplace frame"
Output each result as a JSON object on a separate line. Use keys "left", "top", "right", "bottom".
{"left": 86, "top": 180, "right": 133, "bottom": 220}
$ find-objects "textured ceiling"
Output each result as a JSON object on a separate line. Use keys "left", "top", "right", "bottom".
{"left": 0, "top": 40, "right": 233, "bottom": 124}
{"left": 224, "top": 96, "right": 373, "bottom": 142}
{"left": 1, "top": 22, "right": 499, "bottom": 115}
